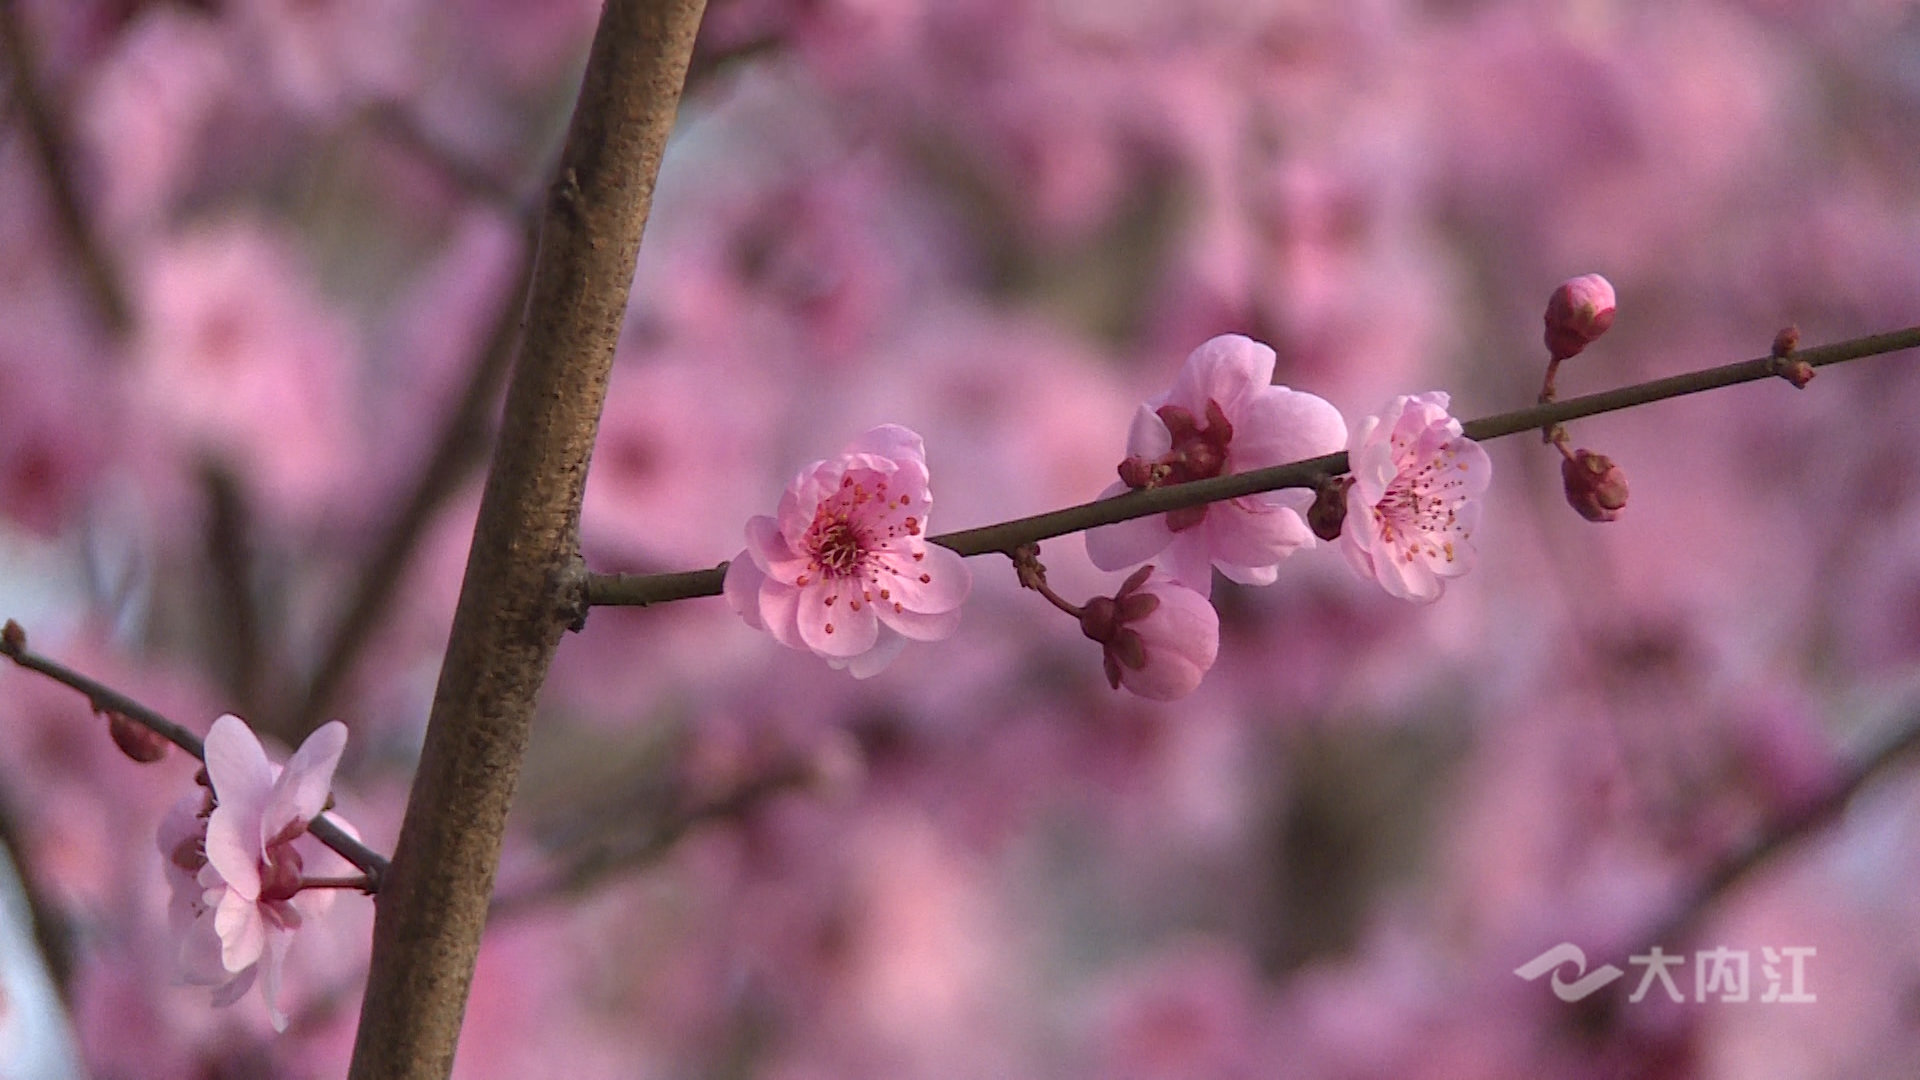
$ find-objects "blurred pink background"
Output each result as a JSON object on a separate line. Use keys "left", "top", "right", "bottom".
{"left": 4, "top": 0, "right": 1920, "bottom": 1075}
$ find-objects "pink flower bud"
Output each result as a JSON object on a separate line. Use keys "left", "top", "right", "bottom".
{"left": 1562, "top": 449, "right": 1628, "bottom": 522}
{"left": 1543, "top": 274, "right": 1616, "bottom": 361}
{"left": 1079, "top": 567, "right": 1219, "bottom": 700}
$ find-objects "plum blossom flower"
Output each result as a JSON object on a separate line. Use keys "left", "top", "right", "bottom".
{"left": 725, "top": 425, "right": 971, "bottom": 678}
{"left": 157, "top": 715, "right": 349, "bottom": 1031}
{"left": 1341, "top": 392, "right": 1491, "bottom": 603}
{"left": 1079, "top": 566, "right": 1220, "bottom": 700}
{"left": 1085, "top": 335, "right": 1347, "bottom": 595}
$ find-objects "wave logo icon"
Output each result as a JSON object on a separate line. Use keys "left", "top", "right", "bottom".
{"left": 1514, "top": 944, "right": 1625, "bottom": 1002}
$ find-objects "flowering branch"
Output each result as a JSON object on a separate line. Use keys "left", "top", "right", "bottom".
{"left": 0, "top": 620, "right": 390, "bottom": 884}
{"left": 586, "top": 324, "right": 1920, "bottom": 607}
{"left": 0, "top": 0, "right": 132, "bottom": 336}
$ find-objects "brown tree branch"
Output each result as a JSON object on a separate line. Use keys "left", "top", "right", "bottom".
{"left": 0, "top": 0, "right": 132, "bottom": 336}
{"left": 584, "top": 324, "right": 1920, "bottom": 606}
{"left": 344, "top": 0, "right": 708, "bottom": 1075}
{"left": 0, "top": 620, "right": 389, "bottom": 882}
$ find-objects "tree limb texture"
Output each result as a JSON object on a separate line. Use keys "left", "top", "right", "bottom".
{"left": 345, "top": 2, "right": 707, "bottom": 1076}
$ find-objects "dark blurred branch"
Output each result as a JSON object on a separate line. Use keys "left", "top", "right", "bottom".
{"left": 283, "top": 96, "right": 551, "bottom": 741}
{"left": 587, "top": 324, "right": 1920, "bottom": 606}
{"left": 284, "top": 236, "right": 533, "bottom": 740}
{"left": 0, "top": 620, "right": 390, "bottom": 884}
{"left": 202, "top": 465, "right": 267, "bottom": 721}
{"left": 0, "top": 0, "right": 133, "bottom": 336}
{"left": 487, "top": 756, "right": 813, "bottom": 921}
{"left": 1645, "top": 712, "right": 1920, "bottom": 950}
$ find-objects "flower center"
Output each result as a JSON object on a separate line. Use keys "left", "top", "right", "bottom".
{"left": 1117, "top": 400, "right": 1235, "bottom": 533}
{"left": 812, "top": 520, "right": 864, "bottom": 575}
{"left": 1373, "top": 454, "right": 1468, "bottom": 548}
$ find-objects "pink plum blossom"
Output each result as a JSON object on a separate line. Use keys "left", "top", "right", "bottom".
{"left": 1341, "top": 392, "right": 1491, "bottom": 603}
{"left": 157, "top": 715, "right": 349, "bottom": 1031}
{"left": 724, "top": 424, "right": 971, "bottom": 678}
{"left": 1079, "top": 566, "right": 1220, "bottom": 701}
{"left": 1085, "top": 335, "right": 1347, "bottom": 594}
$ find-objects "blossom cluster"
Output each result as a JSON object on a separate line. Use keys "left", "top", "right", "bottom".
{"left": 724, "top": 333, "right": 1494, "bottom": 699}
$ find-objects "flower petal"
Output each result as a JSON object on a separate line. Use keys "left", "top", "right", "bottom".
{"left": 724, "top": 551, "right": 770, "bottom": 630}
{"left": 1085, "top": 483, "right": 1173, "bottom": 571}
{"left": 204, "top": 715, "right": 271, "bottom": 899}
{"left": 213, "top": 887, "right": 265, "bottom": 974}
{"left": 872, "top": 543, "right": 970, "bottom": 615}
{"left": 834, "top": 624, "right": 910, "bottom": 678}
{"left": 1227, "top": 387, "right": 1347, "bottom": 471}
{"left": 1167, "top": 334, "right": 1276, "bottom": 417}
{"left": 264, "top": 721, "right": 346, "bottom": 845}
{"left": 1159, "top": 532, "right": 1219, "bottom": 596}
{"left": 1203, "top": 498, "right": 1314, "bottom": 575}
{"left": 1123, "top": 403, "right": 1173, "bottom": 459}
{"left": 795, "top": 578, "right": 880, "bottom": 658}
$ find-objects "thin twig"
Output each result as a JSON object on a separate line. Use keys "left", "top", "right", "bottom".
{"left": 0, "top": 620, "right": 391, "bottom": 885}
{"left": 283, "top": 226, "right": 534, "bottom": 741}
{"left": 1643, "top": 713, "right": 1920, "bottom": 951}
{"left": 487, "top": 758, "right": 813, "bottom": 922}
{"left": 0, "top": 0, "right": 132, "bottom": 336}
{"left": 585, "top": 324, "right": 1920, "bottom": 607}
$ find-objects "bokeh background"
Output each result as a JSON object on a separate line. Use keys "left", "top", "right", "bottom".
{"left": 4, "top": 0, "right": 1920, "bottom": 1075}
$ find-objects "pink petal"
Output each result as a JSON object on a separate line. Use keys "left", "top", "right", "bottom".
{"left": 209, "top": 964, "right": 256, "bottom": 1007}
{"left": 834, "top": 626, "right": 910, "bottom": 678}
{"left": 843, "top": 423, "right": 927, "bottom": 467}
{"left": 757, "top": 579, "right": 805, "bottom": 650}
{"left": 875, "top": 601, "right": 964, "bottom": 643}
{"left": 1227, "top": 387, "right": 1347, "bottom": 471}
{"left": 871, "top": 543, "right": 970, "bottom": 614}
{"left": 743, "top": 515, "right": 808, "bottom": 581}
{"left": 263, "top": 720, "right": 346, "bottom": 845}
{"left": 795, "top": 578, "right": 880, "bottom": 658}
{"left": 1123, "top": 403, "right": 1173, "bottom": 458}
{"left": 1085, "top": 482, "right": 1173, "bottom": 571}
{"left": 204, "top": 715, "right": 271, "bottom": 898}
{"left": 213, "top": 888, "right": 265, "bottom": 973}
{"left": 260, "top": 925, "right": 295, "bottom": 1032}
{"left": 724, "top": 551, "right": 769, "bottom": 630}
{"left": 1159, "top": 532, "right": 1219, "bottom": 596}
{"left": 1167, "top": 334, "right": 1276, "bottom": 416}
{"left": 1202, "top": 498, "right": 1314, "bottom": 574}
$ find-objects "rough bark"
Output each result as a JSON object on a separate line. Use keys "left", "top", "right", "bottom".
{"left": 346, "top": 2, "right": 707, "bottom": 1075}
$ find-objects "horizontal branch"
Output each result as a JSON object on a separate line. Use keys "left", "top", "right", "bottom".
{"left": 0, "top": 620, "right": 390, "bottom": 885}
{"left": 587, "top": 324, "right": 1920, "bottom": 607}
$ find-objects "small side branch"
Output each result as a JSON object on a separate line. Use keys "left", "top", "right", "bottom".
{"left": 0, "top": 620, "right": 390, "bottom": 885}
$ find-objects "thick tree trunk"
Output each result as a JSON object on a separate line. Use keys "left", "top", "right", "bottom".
{"left": 345, "top": 2, "right": 707, "bottom": 1075}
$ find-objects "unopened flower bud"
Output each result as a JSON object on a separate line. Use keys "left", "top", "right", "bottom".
{"left": 1308, "top": 477, "right": 1352, "bottom": 541}
{"left": 1562, "top": 449, "right": 1628, "bottom": 522}
{"left": 1544, "top": 274, "right": 1616, "bottom": 361}
{"left": 1079, "top": 566, "right": 1219, "bottom": 700}
{"left": 1770, "top": 326, "right": 1813, "bottom": 388}
{"left": 0, "top": 619, "right": 23, "bottom": 655}
{"left": 107, "top": 711, "right": 170, "bottom": 763}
